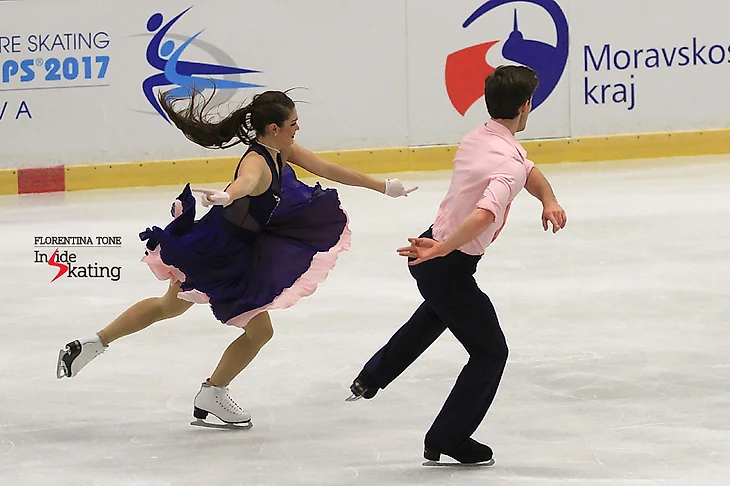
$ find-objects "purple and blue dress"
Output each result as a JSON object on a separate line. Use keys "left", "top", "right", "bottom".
{"left": 139, "top": 142, "right": 351, "bottom": 327}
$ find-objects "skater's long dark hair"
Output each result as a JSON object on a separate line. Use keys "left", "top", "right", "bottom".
{"left": 159, "top": 88, "right": 296, "bottom": 150}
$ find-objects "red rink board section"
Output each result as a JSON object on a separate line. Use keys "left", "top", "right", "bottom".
{"left": 17, "top": 166, "right": 66, "bottom": 194}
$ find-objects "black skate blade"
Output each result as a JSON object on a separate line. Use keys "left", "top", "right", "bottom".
{"left": 345, "top": 393, "right": 362, "bottom": 402}
{"left": 422, "top": 458, "right": 495, "bottom": 468}
{"left": 190, "top": 419, "right": 253, "bottom": 431}
{"left": 56, "top": 348, "right": 70, "bottom": 379}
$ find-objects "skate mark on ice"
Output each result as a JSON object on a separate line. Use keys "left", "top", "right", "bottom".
{"left": 0, "top": 439, "right": 14, "bottom": 459}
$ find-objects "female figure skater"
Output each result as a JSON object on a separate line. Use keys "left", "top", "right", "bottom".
{"left": 56, "top": 89, "right": 417, "bottom": 428}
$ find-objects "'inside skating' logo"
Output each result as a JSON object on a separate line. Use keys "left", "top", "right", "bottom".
{"left": 142, "top": 6, "right": 264, "bottom": 123}
{"left": 34, "top": 236, "right": 122, "bottom": 282}
{"left": 445, "top": 0, "right": 569, "bottom": 115}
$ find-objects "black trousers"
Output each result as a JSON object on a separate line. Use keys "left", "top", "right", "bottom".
{"left": 363, "top": 228, "right": 508, "bottom": 449}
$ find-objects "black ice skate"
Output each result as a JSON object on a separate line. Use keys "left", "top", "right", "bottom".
{"left": 190, "top": 383, "right": 253, "bottom": 430}
{"left": 56, "top": 334, "right": 107, "bottom": 379}
{"left": 423, "top": 438, "right": 495, "bottom": 467}
{"left": 345, "top": 370, "right": 379, "bottom": 402}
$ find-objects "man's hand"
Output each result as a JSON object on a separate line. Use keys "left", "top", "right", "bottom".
{"left": 542, "top": 201, "right": 567, "bottom": 233}
{"left": 397, "top": 238, "right": 446, "bottom": 266}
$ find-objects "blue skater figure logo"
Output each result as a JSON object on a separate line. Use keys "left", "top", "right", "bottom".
{"left": 142, "top": 7, "right": 264, "bottom": 123}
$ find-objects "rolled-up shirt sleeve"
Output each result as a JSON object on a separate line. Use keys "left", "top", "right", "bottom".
{"left": 475, "top": 158, "right": 524, "bottom": 218}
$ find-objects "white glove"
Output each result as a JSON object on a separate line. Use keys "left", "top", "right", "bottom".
{"left": 385, "top": 179, "right": 418, "bottom": 198}
{"left": 191, "top": 188, "right": 230, "bottom": 207}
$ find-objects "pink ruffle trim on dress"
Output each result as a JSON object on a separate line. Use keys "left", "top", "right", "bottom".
{"left": 140, "top": 247, "right": 210, "bottom": 303}
{"left": 140, "top": 246, "right": 187, "bottom": 284}
{"left": 225, "top": 210, "right": 352, "bottom": 329}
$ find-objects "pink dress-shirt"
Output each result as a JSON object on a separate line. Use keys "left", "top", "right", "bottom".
{"left": 432, "top": 120, "right": 535, "bottom": 256}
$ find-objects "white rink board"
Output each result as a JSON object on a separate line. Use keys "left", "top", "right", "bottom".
{"left": 0, "top": 0, "right": 728, "bottom": 168}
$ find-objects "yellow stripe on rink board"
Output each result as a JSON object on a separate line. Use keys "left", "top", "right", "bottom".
{"left": 284, "top": 146, "right": 451, "bottom": 179}
{"left": 0, "top": 169, "right": 18, "bottom": 196}
{"left": 319, "top": 147, "right": 411, "bottom": 174}
{"left": 521, "top": 129, "right": 730, "bottom": 165}
{"left": 64, "top": 157, "right": 241, "bottom": 192}
{"left": 47, "top": 127, "right": 730, "bottom": 193}
{"left": 409, "top": 145, "right": 459, "bottom": 172}
{"left": 310, "top": 129, "right": 730, "bottom": 173}
{"left": 559, "top": 129, "right": 730, "bottom": 163}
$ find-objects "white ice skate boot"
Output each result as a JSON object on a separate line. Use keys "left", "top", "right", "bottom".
{"left": 191, "top": 383, "right": 252, "bottom": 429}
{"left": 56, "top": 334, "right": 107, "bottom": 379}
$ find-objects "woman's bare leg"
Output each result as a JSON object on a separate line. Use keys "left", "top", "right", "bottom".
{"left": 98, "top": 281, "right": 193, "bottom": 345}
{"left": 208, "top": 312, "right": 274, "bottom": 387}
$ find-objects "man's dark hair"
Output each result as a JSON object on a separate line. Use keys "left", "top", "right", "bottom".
{"left": 484, "top": 65, "right": 539, "bottom": 119}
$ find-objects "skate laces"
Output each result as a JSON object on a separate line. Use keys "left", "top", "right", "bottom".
{"left": 218, "top": 387, "right": 244, "bottom": 413}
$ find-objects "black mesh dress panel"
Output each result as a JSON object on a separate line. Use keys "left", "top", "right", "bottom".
{"left": 223, "top": 197, "right": 263, "bottom": 232}
{"left": 221, "top": 142, "right": 283, "bottom": 233}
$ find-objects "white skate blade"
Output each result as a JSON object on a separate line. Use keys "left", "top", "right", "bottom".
{"left": 422, "top": 458, "right": 495, "bottom": 468}
{"left": 190, "top": 419, "right": 253, "bottom": 430}
{"left": 56, "top": 348, "right": 69, "bottom": 379}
